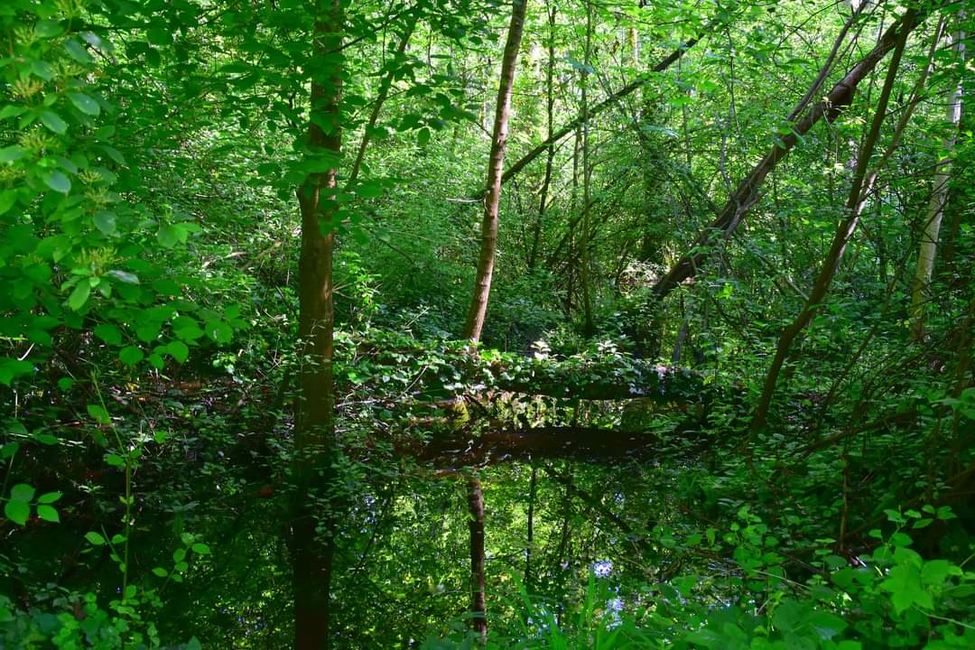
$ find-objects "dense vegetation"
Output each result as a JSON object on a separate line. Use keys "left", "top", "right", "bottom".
{"left": 1, "top": 0, "right": 973, "bottom": 647}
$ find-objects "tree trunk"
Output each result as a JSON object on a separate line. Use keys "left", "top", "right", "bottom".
{"left": 910, "top": 25, "right": 965, "bottom": 340}
{"left": 751, "top": 12, "right": 912, "bottom": 432}
{"left": 653, "top": 10, "right": 927, "bottom": 301}
{"left": 464, "top": 0, "right": 529, "bottom": 341}
{"left": 499, "top": 19, "right": 719, "bottom": 190}
{"left": 466, "top": 476, "right": 487, "bottom": 640}
{"left": 524, "top": 465, "right": 537, "bottom": 591}
{"left": 291, "top": 2, "right": 343, "bottom": 648}
{"left": 459, "top": 1, "right": 529, "bottom": 640}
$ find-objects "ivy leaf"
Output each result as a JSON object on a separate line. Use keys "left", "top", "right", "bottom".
{"left": 4, "top": 500, "right": 30, "bottom": 526}
{"left": 36, "top": 505, "right": 59, "bottom": 523}
{"left": 67, "top": 92, "right": 100, "bottom": 116}
{"left": 39, "top": 111, "right": 67, "bottom": 134}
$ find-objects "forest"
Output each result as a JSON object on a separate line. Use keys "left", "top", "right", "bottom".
{"left": 1, "top": 0, "right": 974, "bottom": 647}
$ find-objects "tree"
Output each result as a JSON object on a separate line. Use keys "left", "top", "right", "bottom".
{"left": 290, "top": 1, "right": 343, "bottom": 647}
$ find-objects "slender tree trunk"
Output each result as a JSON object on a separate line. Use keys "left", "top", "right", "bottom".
{"left": 291, "top": 2, "right": 343, "bottom": 648}
{"left": 653, "top": 10, "right": 927, "bottom": 300}
{"left": 751, "top": 13, "right": 912, "bottom": 431}
{"left": 464, "top": 0, "right": 528, "bottom": 341}
{"left": 910, "top": 25, "right": 965, "bottom": 340}
{"left": 349, "top": 11, "right": 419, "bottom": 184}
{"left": 499, "top": 19, "right": 721, "bottom": 190}
{"left": 459, "top": 1, "right": 529, "bottom": 640}
{"left": 524, "top": 465, "right": 538, "bottom": 591}
{"left": 466, "top": 476, "right": 487, "bottom": 640}
{"left": 527, "top": 5, "right": 557, "bottom": 272}
{"left": 580, "top": 1, "right": 595, "bottom": 337}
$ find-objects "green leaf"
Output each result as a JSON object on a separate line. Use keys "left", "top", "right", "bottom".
{"left": 67, "top": 92, "right": 100, "bottom": 116}
{"left": 37, "top": 491, "right": 62, "bottom": 504}
{"left": 85, "top": 531, "right": 106, "bottom": 545}
{"left": 0, "top": 190, "right": 17, "bottom": 215}
{"left": 147, "top": 28, "right": 172, "bottom": 46}
{"left": 105, "top": 453, "right": 125, "bottom": 467}
{"left": 43, "top": 171, "right": 71, "bottom": 194}
{"left": 36, "top": 505, "right": 59, "bottom": 523}
{"left": 191, "top": 543, "right": 211, "bottom": 556}
{"left": 166, "top": 340, "right": 189, "bottom": 363}
{"left": 94, "top": 324, "right": 122, "bottom": 345}
{"left": 30, "top": 60, "right": 55, "bottom": 81}
{"left": 39, "top": 111, "right": 67, "bottom": 135}
{"left": 35, "top": 20, "right": 65, "bottom": 39}
{"left": 67, "top": 281, "right": 90, "bottom": 310}
{"left": 107, "top": 269, "right": 140, "bottom": 284}
{"left": 86, "top": 404, "right": 110, "bottom": 424}
{"left": 93, "top": 211, "right": 117, "bottom": 235}
{"left": 10, "top": 483, "right": 35, "bottom": 502}
{"left": 152, "top": 567, "right": 169, "bottom": 577}
{"left": 4, "top": 500, "right": 29, "bottom": 526}
{"left": 0, "top": 358, "right": 33, "bottom": 386}
{"left": 157, "top": 224, "right": 180, "bottom": 247}
{"left": 64, "top": 39, "right": 93, "bottom": 64}
{"left": 119, "top": 346, "right": 144, "bottom": 366}
{"left": 0, "top": 146, "right": 25, "bottom": 164}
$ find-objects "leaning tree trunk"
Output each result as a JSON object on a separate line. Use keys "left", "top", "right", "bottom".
{"left": 461, "top": 0, "right": 529, "bottom": 641}
{"left": 291, "top": 2, "right": 343, "bottom": 648}
{"left": 463, "top": 0, "right": 528, "bottom": 342}
{"left": 652, "top": 9, "right": 928, "bottom": 300}
{"left": 750, "top": 12, "right": 913, "bottom": 432}
{"left": 910, "top": 24, "right": 965, "bottom": 341}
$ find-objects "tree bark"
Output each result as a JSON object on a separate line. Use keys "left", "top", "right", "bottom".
{"left": 463, "top": 0, "right": 529, "bottom": 341}
{"left": 751, "top": 11, "right": 913, "bottom": 432}
{"left": 291, "top": 2, "right": 343, "bottom": 648}
{"left": 910, "top": 24, "right": 965, "bottom": 340}
{"left": 466, "top": 476, "right": 487, "bottom": 640}
{"left": 459, "top": 1, "right": 529, "bottom": 640}
{"left": 653, "top": 9, "right": 927, "bottom": 301}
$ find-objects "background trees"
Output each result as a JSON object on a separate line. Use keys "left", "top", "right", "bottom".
{"left": 1, "top": 0, "right": 973, "bottom": 647}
